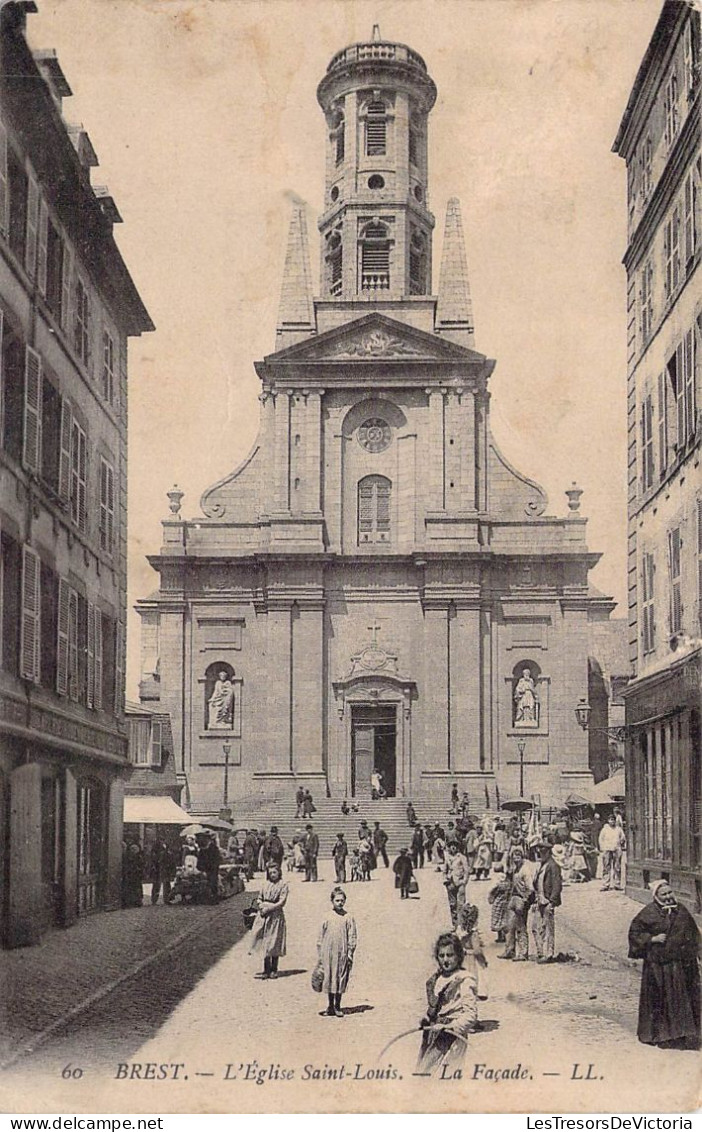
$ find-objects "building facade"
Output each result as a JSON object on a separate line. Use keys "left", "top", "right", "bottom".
{"left": 0, "top": 3, "right": 152, "bottom": 946}
{"left": 613, "top": 1, "right": 700, "bottom": 909}
{"left": 138, "top": 31, "right": 613, "bottom": 815}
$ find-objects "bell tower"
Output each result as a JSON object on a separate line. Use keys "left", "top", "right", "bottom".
{"left": 316, "top": 26, "right": 437, "bottom": 303}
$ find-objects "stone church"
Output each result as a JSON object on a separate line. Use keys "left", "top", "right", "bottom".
{"left": 137, "top": 31, "right": 614, "bottom": 811}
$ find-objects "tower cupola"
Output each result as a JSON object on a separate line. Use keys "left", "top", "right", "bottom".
{"left": 316, "top": 30, "right": 437, "bottom": 303}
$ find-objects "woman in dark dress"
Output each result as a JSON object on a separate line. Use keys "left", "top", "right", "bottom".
{"left": 628, "top": 879, "right": 701, "bottom": 1050}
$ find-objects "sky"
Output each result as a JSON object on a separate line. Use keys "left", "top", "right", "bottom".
{"left": 28, "top": 0, "right": 664, "bottom": 696}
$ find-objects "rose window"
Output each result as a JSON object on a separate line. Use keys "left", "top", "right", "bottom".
{"left": 358, "top": 418, "right": 391, "bottom": 453}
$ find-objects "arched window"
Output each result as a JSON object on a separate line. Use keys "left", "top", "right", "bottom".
{"left": 365, "top": 99, "right": 387, "bottom": 156}
{"left": 360, "top": 220, "right": 390, "bottom": 291}
{"left": 326, "top": 229, "right": 342, "bottom": 296}
{"left": 358, "top": 475, "right": 391, "bottom": 544}
{"left": 409, "top": 230, "right": 427, "bottom": 295}
{"left": 204, "top": 661, "right": 236, "bottom": 731}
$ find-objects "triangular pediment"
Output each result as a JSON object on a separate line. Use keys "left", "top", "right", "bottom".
{"left": 260, "top": 313, "right": 488, "bottom": 367}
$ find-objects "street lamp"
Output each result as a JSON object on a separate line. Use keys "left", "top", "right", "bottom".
{"left": 517, "top": 737, "right": 526, "bottom": 798}
{"left": 222, "top": 739, "right": 231, "bottom": 808}
{"left": 574, "top": 697, "right": 630, "bottom": 743}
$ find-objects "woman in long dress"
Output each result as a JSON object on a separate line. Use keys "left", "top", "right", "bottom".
{"left": 628, "top": 879, "right": 700, "bottom": 1050}
{"left": 249, "top": 862, "right": 289, "bottom": 978}
{"left": 417, "top": 932, "right": 477, "bottom": 1075}
{"left": 317, "top": 887, "right": 358, "bottom": 1017}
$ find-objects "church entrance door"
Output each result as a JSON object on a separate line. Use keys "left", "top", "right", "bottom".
{"left": 350, "top": 705, "right": 397, "bottom": 798}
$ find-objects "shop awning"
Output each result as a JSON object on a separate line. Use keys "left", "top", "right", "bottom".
{"left": 123, "top": 795, "right": 192, "bottom": 825}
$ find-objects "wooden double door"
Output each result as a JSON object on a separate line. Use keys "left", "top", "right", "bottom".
{"left": 351, "top": 705, "right": 397, "bottom": 797}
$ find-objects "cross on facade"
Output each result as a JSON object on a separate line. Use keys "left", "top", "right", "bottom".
{"left": 367, "top": 619, "right": 382, "bottom": 645}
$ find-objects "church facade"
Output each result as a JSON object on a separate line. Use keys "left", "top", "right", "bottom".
{"left": 137, "top": 33, "right": 613, "bottom": 812}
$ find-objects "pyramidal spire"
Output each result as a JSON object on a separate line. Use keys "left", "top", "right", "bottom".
{"left": 276, "top": 199, "right": 315, "bottom": 348}
{"left": 435, "top": 197, "right": 475, "bottom": 347}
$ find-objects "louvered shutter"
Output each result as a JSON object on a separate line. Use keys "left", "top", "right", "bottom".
{"left": 151, "top": 720, "right": 162, "bottom": 766}
{"left": 114, "top": 619, "right": 124, "bottom": 715}
{"left": 0, "top": 116, "right": 7, "bottom": 238}
{"left": 93, "top": 609, "right": 103, "bottom": 710}
{"left": 22, "top": 346, "right": 42, "bottom": 474}
{"left": 58, "top": 397, "right": 72, "bottom": 501}
{"left": 61, "top": 244, "right": 73, "bottom": 334}
{"left": 20, "top": 545, "right": 40, "bottom": 682}
{"left": 25, "top": 171, "right": 39, "bottom": 278}
{"left": 0, "top": 307, "right": 4, "bottom": 439}
{"left": 37, "top": 197, "right": 48, "bottom": 295}
{"left": 68, "top": 590, "right": 78, "bottom": 701}
{"left": 56, "top": 578, "right": 70, "bottom": 695}
{"left": 658, "top": 371, "right": 667, "bottom": 477}
{"left": 86, "top": 601, "right": 95, "bottom": 709}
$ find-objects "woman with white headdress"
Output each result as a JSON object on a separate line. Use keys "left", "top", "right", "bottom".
{"left": 628, "top": 879, "right": 700, "bottom": 1050}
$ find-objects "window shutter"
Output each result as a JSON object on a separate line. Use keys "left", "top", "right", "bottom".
{"left": 68, "top": 589, "right": 78, "bottom": 701}
{"left": 20, "top": 545, "right": 40, "bottom": 682}
{"left": 86, "top": 601, "right": 95, "bottom": 709}
{"left": 658, "top": 371, "right": 667, "bottom": 477}
{"left": 58, "top": 396, "right": 72, "bottom": 501}
{"left": 22, "top": 346, "right": 42, "bottom": 475}
{"left": 25, "top": 171, "right": 39, "bottom": 278}
{"left": 0, "top": 307, "right": 4, "bottom": 439}
{"left": 114, "top": 619, "right": 124, "bottom": 715}
{"left": 56, "top": 578, "right": 70, "bottom": 695}
{"left": 93, "top": 609, "right": 103, "bottom": 710}
{"left": 151, "top": 720, "right": 162, "bottom": 766}
{"left": 37, "top": 197, "right": 49, "bottom": 295}
{"left": 61, "top": 244, "right": 73, "bottom": 335}
{"left": 0, "top": 116, "right": 7, "bottom": 238}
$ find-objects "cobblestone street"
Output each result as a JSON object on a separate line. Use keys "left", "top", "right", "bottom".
{"left": 1, "top": 867, "right": 698, "bottom": 1113}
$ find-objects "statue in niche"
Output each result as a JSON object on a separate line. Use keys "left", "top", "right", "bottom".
{"left": 207, "top": 670, "right": 235, "bottom": 730}
{"left": 514, "top": 666, "right": 539, "bottom": 728}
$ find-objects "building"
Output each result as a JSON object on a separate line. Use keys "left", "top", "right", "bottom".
{"left": 0, "top": 2, "right": 152, "bottom": 946}
{"left": 613, "top": 1, "right": 700, "bottom": 908}
{"left": 137, "top": 28, "right": 615, "bottom": 817}
{"left": 124, "top": 702, "right": 188, "bottom": 847}
{"left": 587, "top": 617, "right": 629, "bottom": 785}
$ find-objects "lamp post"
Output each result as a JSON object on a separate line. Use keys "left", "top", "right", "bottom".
{"left": 222, "top": 739, "right": 231, "bottom": 808}
{"left": 517, "top": 737, "right": 526, "bottom": 798}
{"left": 574, "top": 697, "right": 630, "bottom": 743}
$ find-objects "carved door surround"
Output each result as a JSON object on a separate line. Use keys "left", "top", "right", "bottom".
{"left": 333, "top": 667, "right": 416, "bottom": 798}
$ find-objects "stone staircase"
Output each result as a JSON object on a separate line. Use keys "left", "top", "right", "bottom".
{"left": 203, "top": 795, "right": 494, "bottom": 857}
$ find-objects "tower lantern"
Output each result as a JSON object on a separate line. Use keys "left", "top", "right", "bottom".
{"left": 316, "top": 33, "right": 437, "bottom": 303}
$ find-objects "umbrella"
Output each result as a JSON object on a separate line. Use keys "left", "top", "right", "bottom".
{"left": 181, "top": 823, "right": 207, "bottom": 837}
{"left": 199, "top": 816, "right": 234, "bottom": 832}
{"left": 499, "top": 798, "right": 534, "bottom": 812}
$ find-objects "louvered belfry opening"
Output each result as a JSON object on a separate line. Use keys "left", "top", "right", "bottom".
{"left": 365, "top": 99, "right": 387, "bottom": 156}
{"left": 360, "top": 221, "right": 390, "bottom": 291}
{"left": 326, "top": 230, "right": 342, "bottom": 295}
{"left": 358, "top": 475, "right": 391, "bottom": 543}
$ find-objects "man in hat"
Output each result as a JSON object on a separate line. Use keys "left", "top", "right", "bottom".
{"left": 197, "top": 831, "right": 222, "bottom": 903}
{"left": 599, "top": 814, "right": 626, "bottom": 891}
{"left": 303, "top": 823, "right": 319, "bottom": 882}
{"left": 372, "top": 821, "right": 389, "bottom": 868}
{"left": 264, "top": 826, "right": 284, "bottom": 869}
{"left": 530, "top": 840, "right": 562, "bottom": 962}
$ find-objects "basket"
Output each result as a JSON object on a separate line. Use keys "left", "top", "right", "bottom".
{"left": 311, "top": 962, "right": 325, "bottom": 992}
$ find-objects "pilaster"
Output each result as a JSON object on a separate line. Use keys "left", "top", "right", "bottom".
{"left": 422, "top": 601, "right": 449, "bottom": 769}
{"left": 292, "top": 601, "right": 325, "bottom": 773}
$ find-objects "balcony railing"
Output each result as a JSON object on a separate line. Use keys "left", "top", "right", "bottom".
{"left": 361, "top": 272, "right": 390, "bottom": 292}
{"left": 327, "top": 42, "right": 427, "bottom": 74}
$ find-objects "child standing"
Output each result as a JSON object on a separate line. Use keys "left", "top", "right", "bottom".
{"left": 456, "top": 902, "right": 489, "bottom": 1004}
{"left": 392, "top": 848, "right": 414, "bottom": 898}
{"left": 317, "top": 887, "right": 358, "bottom": 1017}
{"left": 417, "top": 933, "right": 477, "bottom": 1075}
